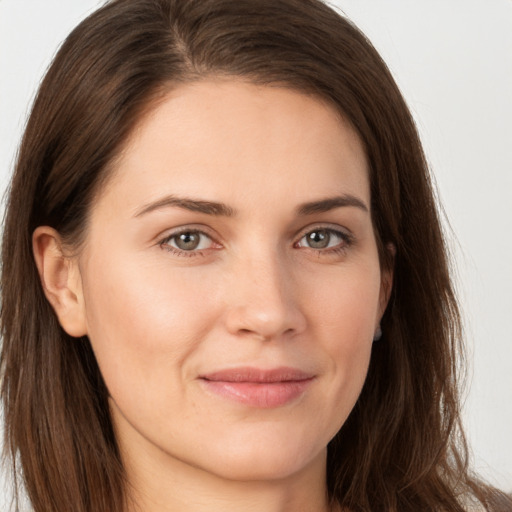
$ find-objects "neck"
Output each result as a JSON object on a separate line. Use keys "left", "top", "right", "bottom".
{"left": 123, "top": 444, "right": 334, "bottom": 512}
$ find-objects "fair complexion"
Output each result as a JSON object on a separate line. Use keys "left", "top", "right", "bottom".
{"left": 34, "top": 80, "right": 392, "bottom": 512}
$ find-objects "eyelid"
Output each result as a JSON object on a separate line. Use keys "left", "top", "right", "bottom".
{"left": 157, "top": 225, "right": 222, "bottom": 254}
{"left": 294, "top": 224, "right": 355, "bottom": 250}
{"left": 157, "top": 224, "right": 218, "bottom": 242}
{"left": 156, "top": 223, "right": 354, "bottom": 257}
{"left": 295, "top": 223, "right": 353, "bottom": 241}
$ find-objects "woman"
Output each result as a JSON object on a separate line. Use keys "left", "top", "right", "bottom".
{"left": 1, "top": 0, "right": 510, "bottom": 511}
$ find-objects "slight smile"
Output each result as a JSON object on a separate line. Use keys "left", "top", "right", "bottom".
{"left": 199, "top": 367, "right": 316, "bottom": 408}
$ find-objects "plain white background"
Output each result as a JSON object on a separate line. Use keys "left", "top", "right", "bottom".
{"left": 1, "top": 0, "right": 511, "bottom": 507}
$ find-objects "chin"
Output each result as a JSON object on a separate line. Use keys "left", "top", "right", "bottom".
{"left": 191, "top": 428, "right": 328, "bottom": 482}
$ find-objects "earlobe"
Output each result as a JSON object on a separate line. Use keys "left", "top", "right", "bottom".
{"left": 32, "top": 227, "right": 87, "bottom": 337}
{"left": 379, "top": 268, "right": 394, "bottom": 317}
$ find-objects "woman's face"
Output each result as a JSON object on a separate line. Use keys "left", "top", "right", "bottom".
{"left": 73, "top": 81, "right": 390, "bottom": 484}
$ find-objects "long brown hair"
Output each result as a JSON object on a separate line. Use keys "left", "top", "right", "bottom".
{"left": 1, "top": 1, "right": 510, "bottom": 511}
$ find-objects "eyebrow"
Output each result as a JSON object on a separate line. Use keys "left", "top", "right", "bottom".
{"left": 134, "top": 195, "right": 236, "bottom": 218}
{"left": 134, "top": 193, "right": 368, "bottom": 218}
{"left": 296, "top": 195, "right": 368, "bottom": 215}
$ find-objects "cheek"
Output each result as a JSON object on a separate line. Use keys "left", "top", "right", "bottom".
{"left": 80, "top": 253, "right": 221, "bottom": 406}
{"left": 304, "top": 263, "right": 380, "bottom": 420}
{"left": 305, "top": 259, "right": 382, "bottom": 345}
{"left": 80, "top": 238, "right": 380, "bottom": 417}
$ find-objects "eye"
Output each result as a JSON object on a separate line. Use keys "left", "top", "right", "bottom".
{"left": 160, "top": 230, "right": 215, "bottom": 253}
{"left": 295, "top": 228, "right": 351, "bottom": 251}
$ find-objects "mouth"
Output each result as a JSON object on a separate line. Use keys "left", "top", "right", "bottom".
{"left": 198, "top": 367, "right": 315, "bottom": 408}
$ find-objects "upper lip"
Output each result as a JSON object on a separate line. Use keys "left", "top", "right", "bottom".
{"left": 200, "top": 366, "right": 315, "bottom": 383}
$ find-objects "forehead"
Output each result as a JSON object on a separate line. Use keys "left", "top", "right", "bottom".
{"left": 97, "top": 80, "right": 369, "bottom": 216}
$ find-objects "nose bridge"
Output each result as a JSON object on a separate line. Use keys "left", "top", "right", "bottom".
{"left": 223, "top": 244, "right": 305, "bottom": 340}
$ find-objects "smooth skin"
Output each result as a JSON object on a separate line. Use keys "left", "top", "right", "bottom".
{"left": 33, "top": 80, "right": 392, "bottom": 512}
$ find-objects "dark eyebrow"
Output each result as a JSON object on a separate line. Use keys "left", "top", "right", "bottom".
{"left": 134, "top": 195, "right": 236, "bottom": 218}
{"left": 134, "top": 193, "right": 367, "bottom": 218}
{"left": 296, "top": 195, "right": 369, "bottom": 216}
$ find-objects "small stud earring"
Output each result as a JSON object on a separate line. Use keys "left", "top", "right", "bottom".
{"left": 373, "top": 325, "right": 382, "bottom": 342}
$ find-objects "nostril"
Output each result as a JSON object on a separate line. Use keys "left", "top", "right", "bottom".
{"left": 222, "top": 277, "right": 307, "bottom": 340}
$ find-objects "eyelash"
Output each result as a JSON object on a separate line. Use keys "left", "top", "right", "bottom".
{"left": 158, "top": 226, "right": 354, "bottom": 258}
{"left": 294, "top": 226, "right": 354, "bottom": 256}
{"left": 159, "top": 229, "right": 216, "bottom": 257}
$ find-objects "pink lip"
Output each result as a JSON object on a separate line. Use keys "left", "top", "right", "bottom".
{"left": 199, "top": 367, "right": 315, "bottom": 408}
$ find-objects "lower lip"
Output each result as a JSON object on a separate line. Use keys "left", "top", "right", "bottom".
{"left": 200, "top": 379, "right": 314, "bottom": 408}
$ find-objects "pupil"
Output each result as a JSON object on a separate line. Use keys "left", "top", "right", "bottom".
{"left": 308, "top": 230, "right": 330, "bottom": 249}
{"left": 176, "top": 232, "right": 200, "bottom": 250}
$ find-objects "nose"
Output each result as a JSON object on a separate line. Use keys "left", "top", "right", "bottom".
{"left": 222, "top": 253, "right": 307, "bottom": 341}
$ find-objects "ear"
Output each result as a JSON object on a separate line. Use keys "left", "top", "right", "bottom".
{"left": 377, "top": 243, "right": 395, "bottom": 321}
{"left": 32, "top": 226, "right": 88, "bottom": 337}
